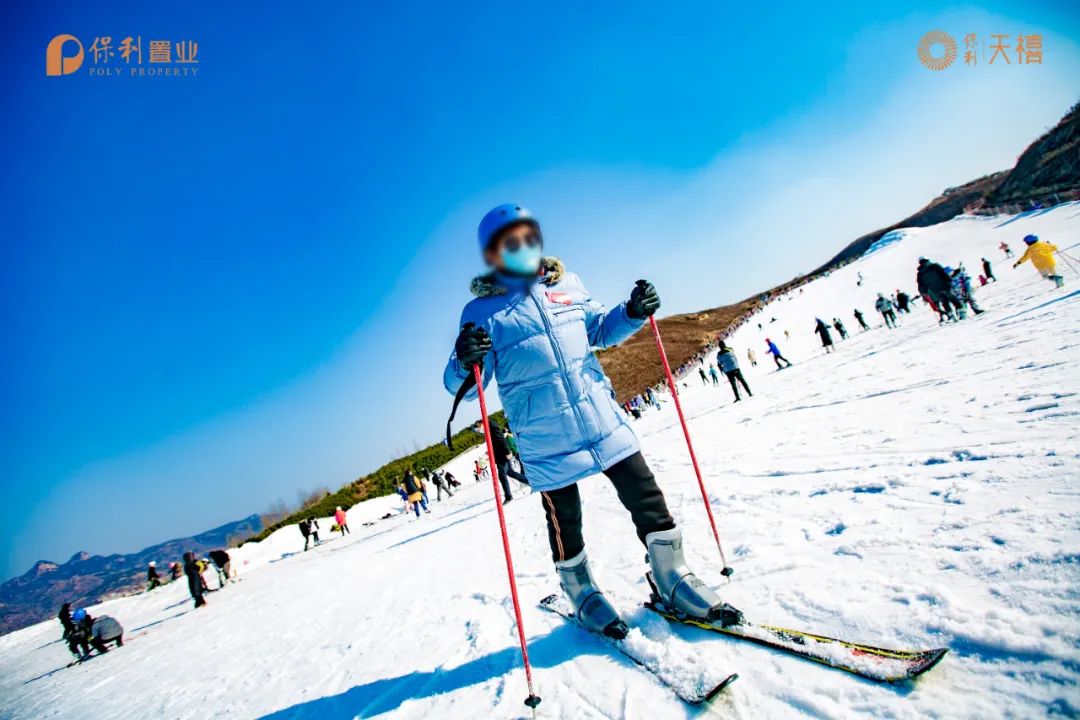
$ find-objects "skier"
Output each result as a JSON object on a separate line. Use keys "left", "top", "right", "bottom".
{"left": 981, "top": 257, "right": 996, "bottom": 282}
{"left": 813, "top": 318, "right": 835, "bottom": 352}
{"left": 401, "top": 469, "right": 430, "bottom": 517}
{"left": 765, "top": 338, "right": 792, "bottom": 368}
{"left": 646, "top": 387, "right": 661, "bottom": 410}
{"left": 334, "top": 505, "right": 351, "bottom": 534}
{"left": 432, "top": 470, "right": 453, "bottom": 501}
{"left": 169, "top": 562, "right": 182, "bottom": 581}
{"left": 716, "top": 341, "right": 752, "bottom": 402}
{"left": 298, "top": 518, "right": 313, "bottom": 550}
{"left": 895, "top": 290, "right": 912, "bottom": 314}
{"left": 444, "top": 470, "right": 461, "bottom": 488}
{"left": 698, "top": 367, "right": 709, "bottom": 386}
{"left": 746, "top": 348, "right": 757, "bottom": 366}
{"left": 1014, "top": 234, "right": 1064, "bottom": 288}
{"left": 183, "top": 551, "right": 206, "bottom": 608}
{"left": 444, "top": 203, "right": 740, "bottom": 639}
{"left": 875, "top": 293, "right": 897, "bottom": 328}
{"left": 708, "top": 365, "right": 720, "bottom": 386}
{"left": 58, "top": 602, "right": 75, "bottom": 643}
{"left": 999, "top": 241, "right": 1013, "bottom": 258}
{"left": 951, "top": 266, "right": 984, "bottom": 315}
{"left": 87, "top": 614, "right": 124, "bottom": 653}
{"left": 473, "top": 419, "right": 527, "bottom": 503}
{"left": 66, "top": 609, "right": 93, "bottom": 658}
{"left": 147, "top": 561, "right": 161, "bottom": 590}
{"left": 916, "top": 257, "right": 962, "bottom": 321}
{"left": 832, "top": 317, "right": 848, "bottom": 340}
{"left": 853, "top": 308, "right": 869, "bottom": 331}
{"left": 209, "top": 549, "right": 232, "bottom": 585}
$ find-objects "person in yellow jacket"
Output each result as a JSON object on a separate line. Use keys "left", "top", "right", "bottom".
{"left": 1014, "top": 234, "right": 1065, "bottom": 288}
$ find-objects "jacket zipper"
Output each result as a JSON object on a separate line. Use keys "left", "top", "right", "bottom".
{"left": 530, "top": 288, "right": 600, "bottom": 466}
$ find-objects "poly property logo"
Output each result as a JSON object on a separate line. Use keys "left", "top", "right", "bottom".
{"left": 918, "top": 30, "right": 1043, "bottom": 71}
{"left": 46, "top": 33, "right": 199, "bottom": 77}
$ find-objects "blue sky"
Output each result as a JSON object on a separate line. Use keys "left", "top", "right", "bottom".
{"left": 1, "top": 1, "right": 1078, "bottom": 579}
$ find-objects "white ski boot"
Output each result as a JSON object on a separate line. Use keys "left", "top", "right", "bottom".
{"left": 645, "top": 528, "right": 743, "bottom": 626}
{"left": 555, "top": 550, "right": 628, "bottom": 639}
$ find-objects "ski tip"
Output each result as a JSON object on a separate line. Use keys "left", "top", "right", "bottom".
{"left": 539, "top": 594, "right": 558, "bottom": 606}
{"left": 702, "top": 673, "right": 739, "bottom": 702}
{"left": 887, "top": 647, "right": 950, "bottom": 682}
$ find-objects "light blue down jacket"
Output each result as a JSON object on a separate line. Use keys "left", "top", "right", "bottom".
{"left": 443, "top": 258, "right": 644, "bottom": 492}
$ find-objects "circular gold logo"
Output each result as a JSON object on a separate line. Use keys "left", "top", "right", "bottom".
{"left": 918, "top": 31, "right": 958, "bottom": 71}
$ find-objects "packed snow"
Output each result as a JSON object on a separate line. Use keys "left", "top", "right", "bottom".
{"left": 1, "top": 204, "right": 1078, "bottom": 719}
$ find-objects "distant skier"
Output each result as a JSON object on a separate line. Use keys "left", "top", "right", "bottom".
{"left": 183, "top": 551, "right": 207, "bottom": 608}
{"left": 981, "top": 257, "right": 996, "bottom": 282}
{"left": 334, "top": 505, "right": 351, "bottom": 534}
{"left": 765, "top": 337, "right": 793, "bottom": 368}
{"left": 895, "top": 290, "right": 912, "bottom": 314}
{"left": 432, "top": 470, "right": 453, "bottom": 501}
{"left": 444, "top": 470, "right": 461, "bottom": 488}
{"left": 147, "top": 561, "right": 161, "bottom": 590}
{"left": 209, "top": 549, "right": 232, "bottom": 585}
{"left": 444, "top": 203, "right": 739, "bottom": 639}
{"left": 813, "top": 318, "right": 835, "bottom": 352}
{"left": 832, "top": 318, "right": 848, "bottom": 340}
{"left": 169, "top": 562, "right": 182, "bottom": 581}
{"left": 299, "top": 519, "right": 313, "bottom": 550}
{"left": 875, "top": 293, "right": 898, "bottom": 328}
{"left": 746, "top": 348, "right": 757, "bottom": 366}
{"left": 999, "top": 241, "right": 1013, "bottom": 258}
{"left": 951, "top": 266, "right": 984, "bottom": 315}
{"left": 916, "top": 257, "right": 962, "bottom": 321}
{"left": 698, "top": 367, "right": 709, "bottom": 385}
{"left": 646, "top": 387, "right": 661, "bottom": 410}
{"left": 401, "top": 469, "right": 430, "bottom": 517}
{"left": 708, "top": 365, "right": 720, "bottom": 386}
{"left": 853, "top": 308, "right": 869, "bottom": 331}
{"left": 716, "top": 341, "right": 752, "bottom": 402}
{"left": 1014, "top": 234, "right": 1064, "bottom": 288}
{"left": 473, "top": 419, "right": 527, "bottom": 504}
{"left": 88, "top": 614, "right": 124, "bottom": 653}
{"left": 58, "top": 602, "right": 75, "bottom": 643}
{"left": 66, "top": 609, "right": 93, "bottom": 658}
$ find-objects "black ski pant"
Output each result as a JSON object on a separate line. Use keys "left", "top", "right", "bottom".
{"left": 881, "top": 310, "right": 897, "bottom": 328}
{"left": 497, "top": 461, "right": 527, "bottom": 501}
{"left": 540, "top": 452, "right": 675, "bottom": 562}
{"left": 725, "top": 369, "right": 751, "bottom": 400}
{"left": 773, "top": 354, "right": 792, "bottom": 369}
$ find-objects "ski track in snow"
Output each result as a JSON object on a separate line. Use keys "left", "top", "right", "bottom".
{"left": 1, "top": 206, "right": 1079, "bottom": 719}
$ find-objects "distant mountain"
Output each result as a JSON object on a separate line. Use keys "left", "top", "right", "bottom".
{"left": 819, "top": 100, "right": 1080, "bottom": 269}
{"left": 0, "top": 514, "right": 262, "bottom": 636}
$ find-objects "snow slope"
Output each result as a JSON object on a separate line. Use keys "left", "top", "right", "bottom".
{"left": 1, "top": 204, "right": 1078, "bottom": 720}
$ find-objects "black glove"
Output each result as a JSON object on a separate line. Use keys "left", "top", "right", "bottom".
{"left": 627, "top": 279, "right": 661, "bottom": 319}
{"left": 455, "top": 322, "right": 492, "bottom": 368}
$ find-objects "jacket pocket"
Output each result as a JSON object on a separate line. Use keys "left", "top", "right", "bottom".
{"left": 505, "top": 382, "right": 573, "bottom": 460}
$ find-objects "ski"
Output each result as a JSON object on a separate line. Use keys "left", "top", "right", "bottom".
{"left": 539, "top": 594, "right": 738, "bottom": 704}
{"left": 645, "top": 601, "right": 947, "bottom": 683}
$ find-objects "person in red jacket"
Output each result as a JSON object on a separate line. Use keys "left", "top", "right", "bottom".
{"left": 334, "top": 506, "right": 350, "bottom": 535}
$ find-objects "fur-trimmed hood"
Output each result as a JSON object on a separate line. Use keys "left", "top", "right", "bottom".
{"left": 470, "top": 256, "right": 565, "bottom": 298}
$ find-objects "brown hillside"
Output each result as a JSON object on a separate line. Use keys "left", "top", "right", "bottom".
{"left": 600, "top": 299, "right": 757, "bottom": 402}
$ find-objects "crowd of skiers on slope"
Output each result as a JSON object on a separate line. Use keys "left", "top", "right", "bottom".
{"left": 56, "top": 547, "right": 235, "bottom": 661}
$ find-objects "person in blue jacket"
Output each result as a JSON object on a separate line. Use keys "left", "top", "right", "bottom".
{"left": 445, "top": 204, "right": 740, "bottom": 639}
{"left": 765, "top": 338, "right": 792, "bottom": 369}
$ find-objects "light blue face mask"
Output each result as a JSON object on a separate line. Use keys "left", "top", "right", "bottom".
{"left": 501, "top": 244, "right": 542, "bottom": 275}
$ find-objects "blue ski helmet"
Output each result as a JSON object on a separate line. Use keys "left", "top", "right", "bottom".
{"left": 477, "top": 203, "right": 539, "bottom": 251}
{"left": 72, "top": 608, "right": 87, "bottom": 622}
{"left": 1023, "top": 234, "right": 1038, "bottom": 245}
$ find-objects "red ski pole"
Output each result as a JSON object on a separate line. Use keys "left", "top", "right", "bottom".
{"left": 647, "top": 313, "right": 734, "bottom": 578}
{"left": 473, "top": 363, "right": 542, "bottom": 713}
